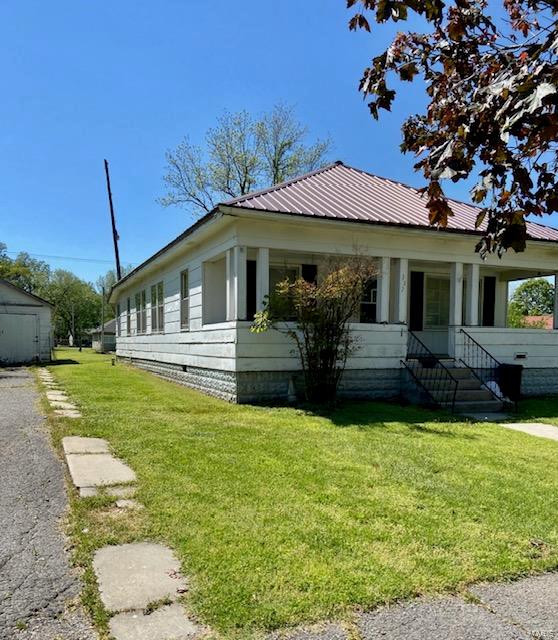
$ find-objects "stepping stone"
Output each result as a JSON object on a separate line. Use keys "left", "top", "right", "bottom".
{"left": 50, "top": 400, "right": 77, "bottom": 410}
{"left": 63, "top": 436, "right": 109, "bottom": 455}
{"left": 79, "top": 487, "right": 99, "bottom": 497}
{"left": 109, "top": 604, "right": 202, "bottom": 640}
{"left": 115, "top": 498, "right": 143, "bottom": 510}
{"left": 471, "top": 573, "right": 558, "bottom": 637}
{"left": 46, "top": 391, "right": 69, "bottom": 402}
{"left": 66, "top": 453, "right": 136, "bottom": 488}
{"left": 55, "top": 409, "right": 82, "bottom": 418}
{"left": 93, "top": 543, "right": 187, "bottom": 611}
{"left": 357, "top": 596, "right": 528, "bottom": 639}
{"left": 502, "top": 422, "right": 558, "bottom": 442}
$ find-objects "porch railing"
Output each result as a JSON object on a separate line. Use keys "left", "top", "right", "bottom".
{"left": 402, "top": 331, "right": 458, "bottom": 412}
{"left": 458, "top": 328, "right": 506, "bottom": 403}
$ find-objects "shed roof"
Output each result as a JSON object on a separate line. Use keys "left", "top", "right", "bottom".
{"left": 225, "top": 161, "right": 558, "bottom": 242}
{"left": 89, "top": 318, "right": 117, "bottom": 335}
{"left": 0, "top": 278, "right": 54, "bottom": 307}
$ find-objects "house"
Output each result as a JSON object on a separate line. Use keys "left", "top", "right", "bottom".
{"left": 109, "top": 161, "right": 558, "bottom": 407}
{"left": 90, "top": 318, "right": 117, "bottom": 353}
{"left": 0, "top": 279, "right": 53, "bottom": 364}
{"left": 523, "top": 315, "right": 553, "bottom": 330}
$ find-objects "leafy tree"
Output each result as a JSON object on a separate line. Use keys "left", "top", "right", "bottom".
{"left": 45, "top": 270, "right": 102, "bottom": 344}
{"left": 0, "top": 242, "right": 51, "bottom": 295}
{"left": 251, "top": 258, "right": 376, "bottom": 404}
{"left": 159, "top": 104, "right": 330, "bottom": 216}
{"left": 347, "top": 0, "right": 558, "bottom": 255}
{"left": 95, "top": 265, "right": 133, "bottom": 320}
{"left": 507, "top": 277, "right": 554, "bottom": 327}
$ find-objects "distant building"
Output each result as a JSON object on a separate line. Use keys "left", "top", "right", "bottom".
{"left": 90, "top": 318, "right": 116, "bottom": 353}
{"left": 523, "top": 315, "right": 553, "bottom": 330}
{"left": 0, "top": 279, "right": 53, "bottom": 364}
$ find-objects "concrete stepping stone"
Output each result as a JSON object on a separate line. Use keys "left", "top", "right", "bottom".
{"left": 357, "top": 596, "right": 528, "bottom": 639}
{"left": 502, "top": 422, "right": 558, "bottom": 442}
{"left": 50, "top": 400, "right": 78, "bottom": 410}
{"left": 55, "top": 409, "right": 82, "bottom": 418}
{"left": 66, "top": 453, "right": 136, "bottom": 488}
{"left": 268, "top": 623, "right": 348, "bottom": 640}
{"left": 63, "top": 436, "right": 109, "bottom": 454}
{"left": 46, "top": 391, "right": 69, "bottom": 402}
{"left": 109, "top": 604, "right": 202, "bottom": 640}
{"left": 93, "top": 542, "right": 187, "bottom": 611}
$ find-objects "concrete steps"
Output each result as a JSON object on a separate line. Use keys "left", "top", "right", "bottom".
{"left": 406, "top": 358, "right": 503, "bottom": 414}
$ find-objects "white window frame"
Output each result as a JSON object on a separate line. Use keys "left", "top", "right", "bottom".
{"left": 180, "top": 270, "right": 189, "bottom": 331}
{"left": 151, "top": 281, "right": 164, "bottom": 333}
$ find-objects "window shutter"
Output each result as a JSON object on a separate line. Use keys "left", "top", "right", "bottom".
{"left": 410, "top": 271, "right": 424, "bottom": 331}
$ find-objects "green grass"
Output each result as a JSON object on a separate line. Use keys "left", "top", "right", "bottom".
{"left": 42, "top": 348, "right": 558, "bottom": 637}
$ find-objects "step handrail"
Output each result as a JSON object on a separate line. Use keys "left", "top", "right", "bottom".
{"left": 458, "top": 328, "right": 505, "bottom": 403}
{"left": 404, "top": 331, "right": 459, "bottom": 412}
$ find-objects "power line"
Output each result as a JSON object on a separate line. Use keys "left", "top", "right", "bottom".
{"left": 5, "top": 251, "right": 136, "bottom": 266}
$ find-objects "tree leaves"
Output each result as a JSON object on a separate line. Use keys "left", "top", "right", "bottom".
{"left": 347, "top": 0, "right": 558, "bottom": 255}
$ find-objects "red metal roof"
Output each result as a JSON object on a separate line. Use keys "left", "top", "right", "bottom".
{"left": 225, "top": 161, "right": 558, "bottom": 243}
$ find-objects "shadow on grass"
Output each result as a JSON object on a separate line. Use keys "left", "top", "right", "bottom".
{"left": 47, "top": 359, "right": 80, "bottom": 366}
{"left": 516, "top": 395, "right": 558, "bottom": 421}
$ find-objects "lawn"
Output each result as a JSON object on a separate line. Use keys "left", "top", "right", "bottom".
{"left": 44, "top": 348, "right": 558, "bottom": 636}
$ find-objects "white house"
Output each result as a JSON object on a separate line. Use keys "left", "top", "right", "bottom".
{"left": 110, "top": 162, "right": 558, "bottom": 409}
{"left": 0, "top": 279, "right": 53, "bottom": 364}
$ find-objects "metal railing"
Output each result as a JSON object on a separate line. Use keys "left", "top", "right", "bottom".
{"left": 402, "top": 331, "right": 458, "bottom": 412}
{"left": 458, "top": 328, "right": 505, "bottom": 403}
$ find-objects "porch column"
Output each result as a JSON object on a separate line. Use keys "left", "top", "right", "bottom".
{"left": 554, "top": 273, "right": 558, "bottom": 330}
{"left": 449, "top": 262, "right": 464, "bottom": 326}
{"left": 233, "top": 245, "right": 247, "bottom": 320}
{"left": 256, "top": 247, "right": 269, "bottom": 312}
{"left": 226, "top": 249, "right": 235, "bottom": 320}
{"left": 393, "top": 258, "right": 408, "bottom": 324}
{"left": 464, "top": 263, "right": 480, "bottom": 326}
{"left": 377, "top": 256, "right": 391, "bottom": 323}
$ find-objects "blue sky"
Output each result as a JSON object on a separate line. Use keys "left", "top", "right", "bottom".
{"left": 1, "top": 0, "right": 555, "bottom": 283}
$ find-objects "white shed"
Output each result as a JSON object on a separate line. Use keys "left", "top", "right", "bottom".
{"left": 0, "top": 279, "right": 53, "bottom": 364}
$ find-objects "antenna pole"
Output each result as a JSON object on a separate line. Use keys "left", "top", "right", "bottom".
{"left": 104, "top": 159, "right": 122, "bottom": 280}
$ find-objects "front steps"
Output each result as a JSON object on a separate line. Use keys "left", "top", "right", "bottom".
{"left": 407, "top": 359, "right": 504, "bottom": 414}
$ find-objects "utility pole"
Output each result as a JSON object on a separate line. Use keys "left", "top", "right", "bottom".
{"left": 104, "top": 159, "right": 122, "bottom": 280}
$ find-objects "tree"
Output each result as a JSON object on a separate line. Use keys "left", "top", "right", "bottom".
{"left": 159, "top": 104, "right": 331, "bottom": 216}
{"left": 251, "top": 258, "right": 376, "bottom": 404}
{"left": 507, "top": 277, "right": 554, "bottom": 326}
{"left": 95, "top": 266, "right": 133, "bottom": 320}
{"left": 0, "top": 242, "right": 51, "bottom": 295}
{"left": 45, "top": 270, "right": 102, "bottom": 344}
{"left": 347, "top": 0, "right": 558, "bottom": 255}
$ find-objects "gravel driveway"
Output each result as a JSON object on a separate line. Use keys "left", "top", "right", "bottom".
{"left": 0, "top": 367, "right": 96, "bottom": 639}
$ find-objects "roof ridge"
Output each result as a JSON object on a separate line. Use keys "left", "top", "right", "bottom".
{"left": 221, "top": 161, "right": 344, "bottom": 206}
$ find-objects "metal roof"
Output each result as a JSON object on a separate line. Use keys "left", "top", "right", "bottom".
{"left": 225, "top": 161, "right": 558, "bottom": 243}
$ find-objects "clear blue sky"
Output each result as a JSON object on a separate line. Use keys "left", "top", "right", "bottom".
{"left": 2, "top": 0, "right": 555, "bottom": 284}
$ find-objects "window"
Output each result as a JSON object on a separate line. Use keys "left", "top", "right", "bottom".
{"left": 126, "top": 297, "right": 131, "bottom": 336}
{"left": 116, "top": 303, "right": 121, "bottom": 337}
{"left": 180, "top": 270, "right": 189, "bottom": 330}
{"left": 360, "top": 279, "right": 377, "bottom": 323}
{"left": 269, "top": 265, "right": 300, "bottom": 294}
{"left": 424, "top": 276, "right": 450, "bottom": 328}
{"left": 135, "top": 290, "right": 146, "bottom": 334}
{"left": 151, "top": 281, "right": 164, "bottom": 332}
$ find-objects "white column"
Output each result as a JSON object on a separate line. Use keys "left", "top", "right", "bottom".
{"left": 377, "top": 256, "right": 391, "bottom": 323}
{"left": 226, "top": 249, "right": 235, "bottom": 321}
{"left": 234, "top": 245, "right": 247, "bottom": 320}
{"left": 256, "top": 247, "right": 269, "bottom": 312}
{"left": 554, "top": 274, "right": 558, "bottom": 330}
{"left": 465, "top": 263, "right": 480, "bottom": 326}
{"left": 449, "top": 262, "right": 464, "bottom": 326}
{"left": 392, "top": 258, "right": 408, "bottom": 324}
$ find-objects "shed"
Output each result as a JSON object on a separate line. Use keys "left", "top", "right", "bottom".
{"left": 0, "top": 279, "right": 53, "bottom": 364}
{"left": 90, "top": 318, "right": 117, "bottom": 353}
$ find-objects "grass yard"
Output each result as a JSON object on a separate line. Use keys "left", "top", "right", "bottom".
{"left": 44, "top": 348, "right": 558, "bottom": 637}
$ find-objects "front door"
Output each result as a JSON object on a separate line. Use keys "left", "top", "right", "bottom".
{"left": 409, "top": 272, "right": 450, "bottom": 356}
